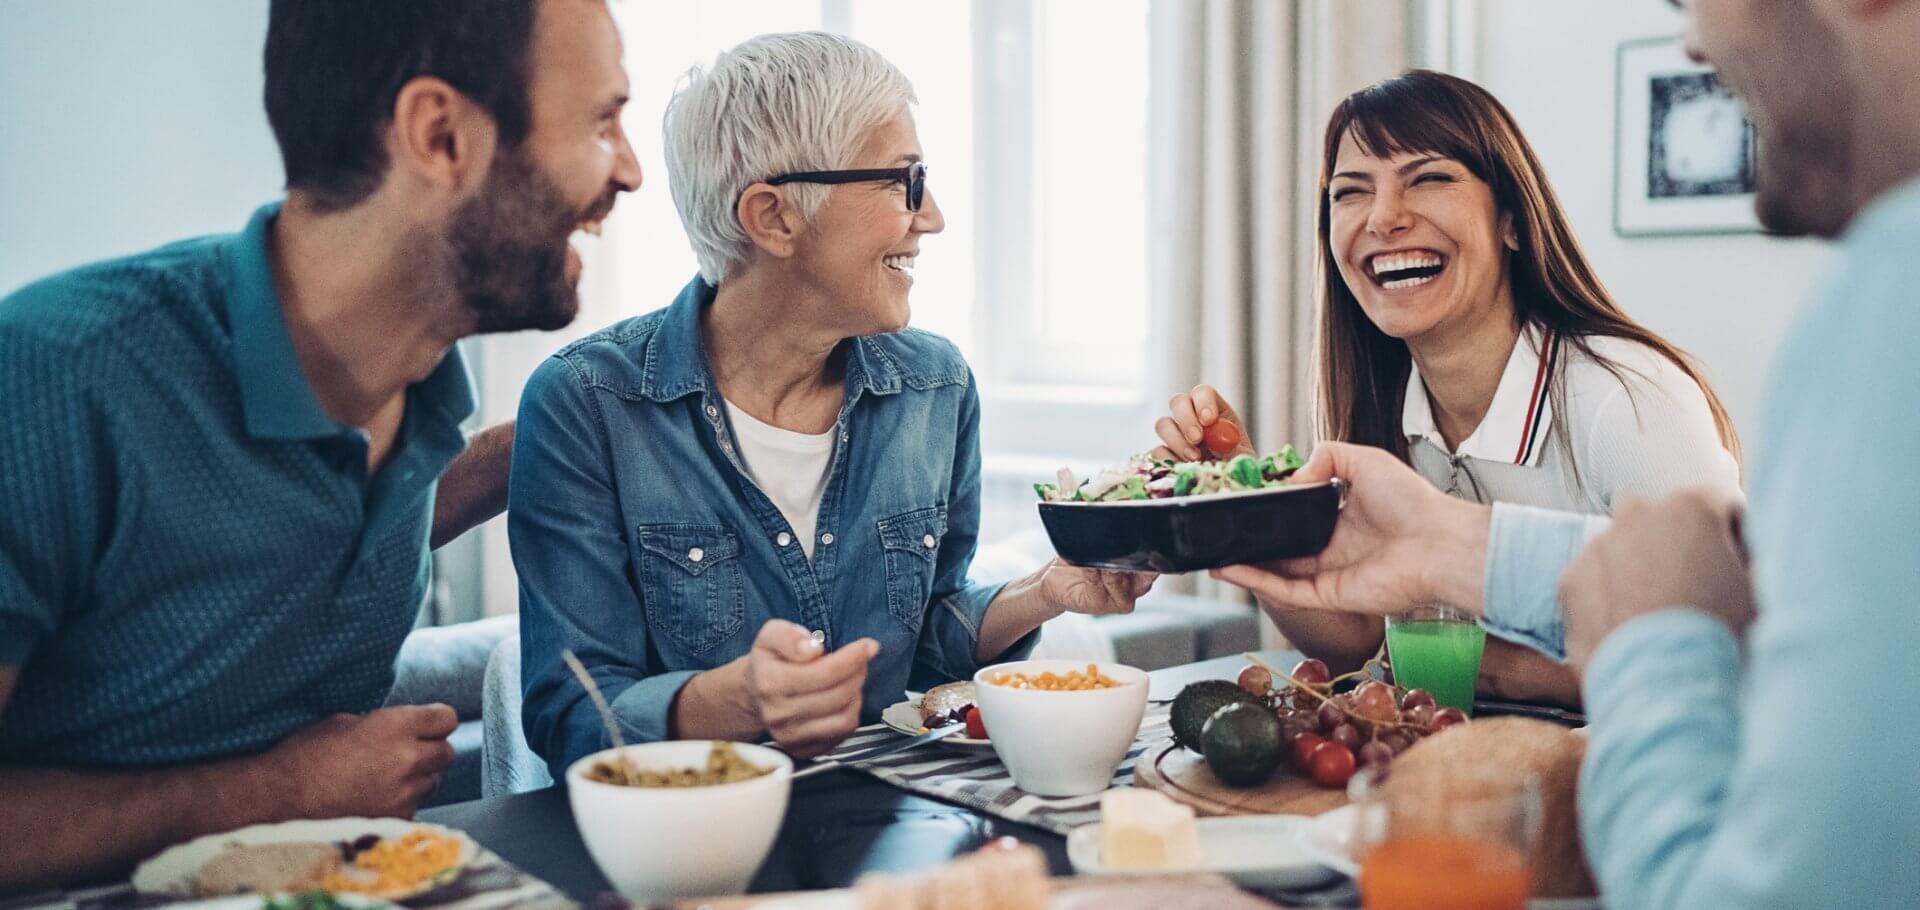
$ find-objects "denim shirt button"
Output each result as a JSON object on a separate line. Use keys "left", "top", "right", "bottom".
{"left": 706, "top": 404, "right": 719, "bottom": 418}
{"left": 922, "top": 534, "right": 937, "bottom": 549}
{"left": 777, "top": 532, "right": 792, "bottom": 547}
{"left": 688, "top": 547, "right": 704, "bottom": 563}
{"left": 820, "top": 533, "right": 835, "bottom": 545}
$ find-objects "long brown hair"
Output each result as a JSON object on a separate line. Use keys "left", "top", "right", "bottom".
{"left": 1313, "top": 70, "right": 1740, "bottom": 477}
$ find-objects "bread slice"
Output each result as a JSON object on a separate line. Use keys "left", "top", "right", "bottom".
{"left": 1384, "top": 716, "right": 1595, "bottom": 898}
{"left": 918, "top": 681, "right": 977, "bottom": 725}
{"left": 194, "top": 841, "right": 342, "bottom": 896}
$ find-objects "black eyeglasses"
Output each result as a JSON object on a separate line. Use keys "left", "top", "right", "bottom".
{"left": 767, "top": 161, "right": 928, "bottom": 211}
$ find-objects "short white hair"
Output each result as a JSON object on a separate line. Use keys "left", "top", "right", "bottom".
{"left": 663, "top": 32, "right": 917, "bottom": 284}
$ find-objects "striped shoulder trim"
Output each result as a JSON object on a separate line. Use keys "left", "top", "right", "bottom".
{"left": 1512, "top": 331, "right": 1559, "bottom": 466}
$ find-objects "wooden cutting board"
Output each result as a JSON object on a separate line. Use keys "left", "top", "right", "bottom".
{"left": 1131, "top": 736, "right": 1349, "bottom": 817}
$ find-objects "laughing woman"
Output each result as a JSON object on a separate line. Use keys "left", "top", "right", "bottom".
{"left": 1154, "top": 70, "right": 1740, "bottom": 706}
{"left": 511, "top": 32, "right": 1152, "bottom": 776}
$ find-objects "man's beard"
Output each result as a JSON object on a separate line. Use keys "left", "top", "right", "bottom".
{"left": 446, "top": 146, "right": 592, "bottom": 334}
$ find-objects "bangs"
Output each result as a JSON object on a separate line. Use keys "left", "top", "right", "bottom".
{"left": 1331, "top": 75, "right": 1501, "bottom": 184}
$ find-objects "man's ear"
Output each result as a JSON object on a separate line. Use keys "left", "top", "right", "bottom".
{"left": 388, "top": 76, "right": 498, "bottom": 202}
{"left": 736, "top": 184, "right": 803, "bottom": 260}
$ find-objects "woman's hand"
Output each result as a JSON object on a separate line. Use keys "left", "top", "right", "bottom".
{"left": 1154, "top": 384, "right": 1256, "bottom": 462}
{"left": 742, "top": 619, "right": 878, "bottom": 758}
{"left": 1037, "top": 559, "right": 1158, "bottom": 616}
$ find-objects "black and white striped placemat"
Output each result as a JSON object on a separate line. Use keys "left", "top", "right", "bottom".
{"left": 817, "top": 705, "right": 1173, "bottom": 836}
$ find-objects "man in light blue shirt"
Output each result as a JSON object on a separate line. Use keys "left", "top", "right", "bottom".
{"left": 1215, "top": 1, "right": 1920, "bottom": 906}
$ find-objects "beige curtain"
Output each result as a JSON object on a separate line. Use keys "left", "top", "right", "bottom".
{"left": 1146, "top": 0, "right": 1415, "bottom": 626}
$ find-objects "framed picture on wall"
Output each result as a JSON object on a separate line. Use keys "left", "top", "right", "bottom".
{"left": 1614, "top": 36, "right": 1761, "bottom": 236}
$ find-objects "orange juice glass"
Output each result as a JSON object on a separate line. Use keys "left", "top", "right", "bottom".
{"left": 1349, "top": 766, "right": 1540, "bottom": 910}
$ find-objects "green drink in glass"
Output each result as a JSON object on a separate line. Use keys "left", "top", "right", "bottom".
{"left": 1385, "top": 605, "right": 1486, "bottom": 713}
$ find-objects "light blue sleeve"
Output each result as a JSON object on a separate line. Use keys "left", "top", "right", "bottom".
{"left": 1573, "top": 200, "right": 1920, "bottom": 908}
{"left": 1479, "top": 503, "right": 1608, "bottom": 659}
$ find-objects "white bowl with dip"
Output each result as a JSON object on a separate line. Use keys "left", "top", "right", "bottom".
{"left": 973, "top": 659, "right": 1150, "bottom": 796}
{"left": 567, "top": 740, "right": 793, "bottom": 902}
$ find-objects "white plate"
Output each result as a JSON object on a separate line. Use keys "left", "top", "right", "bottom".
{"left": 881, "top": 700, "right": 994, "bottom": 752}
{"left": 133, "top": 817, "right": 479, "bottom": 901}
{"left": 1295, "top": 806, "right": 1605, "bottom": 910}
{"left": 162, "top": 895, "right": 399, "bottom": 909}
{"left": 1067, "top": 815, "right": 1340, "bottom": 891}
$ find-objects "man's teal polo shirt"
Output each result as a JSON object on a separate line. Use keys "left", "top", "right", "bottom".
{"left": 0, "top": 202, "right": 474, "bottom": 766}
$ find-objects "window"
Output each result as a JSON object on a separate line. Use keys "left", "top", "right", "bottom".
{"left": 601, "top": 0, "right": 1152, "bottom": 463}
{"left": 467, "top": 1, "right": 1157, "bottom": 611}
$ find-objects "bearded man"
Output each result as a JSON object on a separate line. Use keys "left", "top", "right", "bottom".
{"left": 0, "top": 0, "right": 639, "bottom": 890}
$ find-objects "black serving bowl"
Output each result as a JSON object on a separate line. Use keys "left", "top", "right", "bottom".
{"left": 1036, "top": 480, "right": 1344, "bottom": 573}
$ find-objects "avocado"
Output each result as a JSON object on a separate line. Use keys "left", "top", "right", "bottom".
{"left": 1169, "top": 680, "right": 1263, "bottom": 752}
{"left": 1200, "top": 701, "right": 1283, "bottom": 787}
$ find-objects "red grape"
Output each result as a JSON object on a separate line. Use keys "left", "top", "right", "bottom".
{"left": 1357, "top": 741, "right": 1394, "bottom": 768}
{"left": 1400, "top": 689, "right": 1437, "bottom": 711}
{"left": 1378, "top": 731, "right": 1413, "bottom": 755}
{"left": 1237, "top": 664, "right": 1273, "bottom": 697}
{"left": 1316, "top": 701, "right": 1346, "bottom": 733}
{"left": 1404, "top": 704, "right": 1436, "bottom": 729}
{"left": 1353, "top": 681, "right": 1399, "bottom": 724}
{"left": 1290, "top": 658, "right": 1331, "bottom": 686}
{"left": 1431, "top": 707, "right": 1469, "bottom": 731}
{"left": 1330, "top": 723, "right": 1361, "bottom": 749}
{"left": 1308, "top": 742, "right": 1357, "bottom": 788}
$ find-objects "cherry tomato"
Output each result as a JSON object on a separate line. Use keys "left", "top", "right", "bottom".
{"left": 1430, "top": 707, "right": 1469, "bottom": 731}
{"left": 1290, "top": 658, "right": 1332, "bottom": 687}
{"left": 1237, "top": 664, "right": 1273, "bottom": 697}
{"left": 1202, "top": 419, "right": 1243, "bottom": 456}
{"left": 1290, "top": 732, "right": 1327, "bottom": 771}
{"left": 964, "top": 706, "right": 988, "bottom": 740}
{"left": 1308, "top": 741, "right": 1357, "bottom": 788}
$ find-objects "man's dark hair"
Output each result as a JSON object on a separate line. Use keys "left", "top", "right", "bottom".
{"left": 264, "top": 0, "right": 537, "bottom": 212}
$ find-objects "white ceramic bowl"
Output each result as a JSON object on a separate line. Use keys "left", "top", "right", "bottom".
{"left": 972, "top": 659, "right": 1150, "bottom": 796}
{"left": 566, "top": 740, "right": 793, "bottom": 902}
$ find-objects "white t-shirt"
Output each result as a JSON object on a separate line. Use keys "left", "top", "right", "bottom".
{"left": 1402, "top": 326, "right": 1741, "bottom": 514}
{"left": 724, "top": 399, "right": 836, "bottom": 558}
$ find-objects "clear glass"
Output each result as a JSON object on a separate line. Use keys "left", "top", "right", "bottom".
{"left": 1349, "top": 765, "right": 1540, "bottom": 910}
{"left": 1384, "top": 605, "right": 1486, "bottom": 713}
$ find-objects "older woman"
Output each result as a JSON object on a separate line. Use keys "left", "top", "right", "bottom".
{"left": 511, "top": 32, "right": 1152, "bottom": 774}
{"left": 1154, "top": 71, "right": 1741, "bottom": 706}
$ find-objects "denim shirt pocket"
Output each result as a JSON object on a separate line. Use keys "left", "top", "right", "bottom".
{"left": 633, "top": 523, "right": 746, "bottom": 656}
{"left": 877, "top": 506, "right": 949, "bottom": 632}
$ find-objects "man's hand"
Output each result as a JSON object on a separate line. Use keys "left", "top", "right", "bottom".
{"left": 1153, "top": 384, "right": 1257, "bottom": 462}
{"left": 1210, "top": 442, "right": 1491, "bottom": 616}
{"left": 261, "top": 704, "right": 458, "bottom": 819}
{"left": 1037, "top": 559, "right": 1157, "bottom": 616}
{"left": 744, "top": 620, "right": 877, "bottom": 758}
{"left": 1560, "top": 488, "right": 1754, "bottom": 677}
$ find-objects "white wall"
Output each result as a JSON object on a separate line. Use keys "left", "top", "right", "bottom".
{"left": 0, "top": 2, "right": 494, "bottom": 623}
{"left": 0, "top": 0, "right": 284, "bottom": 295}
{"left": 1461, "top": 0, "right": 1834, "bottom": 442}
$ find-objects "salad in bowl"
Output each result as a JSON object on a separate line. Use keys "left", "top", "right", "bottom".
{"left": 1036, "top": 446, "right": 1307, "bottom": 503}
{"left": 1034, "top": 445, "right": 1340, "bottom": 573}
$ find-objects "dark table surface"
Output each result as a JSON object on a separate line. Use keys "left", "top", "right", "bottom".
{"left": 420, "top": 650, "right": 1295, "bottom": 902}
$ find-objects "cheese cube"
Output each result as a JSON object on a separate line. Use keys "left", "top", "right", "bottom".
{"left": 1099, "top": 789, "right": 1202, "bottom": 869}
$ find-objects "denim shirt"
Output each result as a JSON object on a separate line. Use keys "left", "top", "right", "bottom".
{"left": 511, "top": 277, "right": 1031, "bottom": 776}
